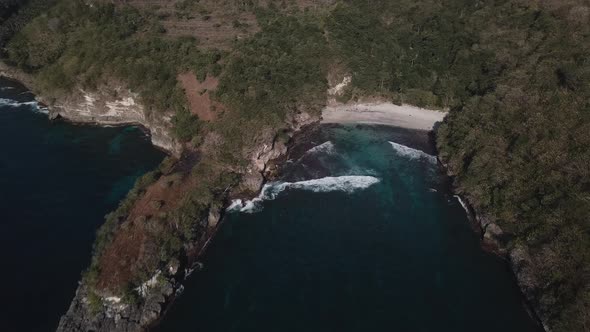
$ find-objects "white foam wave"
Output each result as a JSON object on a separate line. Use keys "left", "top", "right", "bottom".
{"left": 389, "top": 141, "right": 437, "bottom": 163}
{"left": 305, "top": 141, "right": 336, "bottom": 155}
{"left": 0, "top": 98, "right": 48, "bottom": 113}
{"left": 227, "top": 199, "right": 244, "bottom": 211}
{"left": 276, "top": 175, "right": 380, "bottom": 194}
{"left": 228, "top": 175, "right": 380, "bottom": 214}
{"left": 454, "top": 195, "right": 470, "bottom": 214}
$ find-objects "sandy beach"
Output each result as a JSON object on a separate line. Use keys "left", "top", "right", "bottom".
{"left": 321, "top": 103, "right": 447, "bottom": 131}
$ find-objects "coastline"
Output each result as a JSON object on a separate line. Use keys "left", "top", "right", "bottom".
{"left": 1, "top": 63, "right": 544, "bottom": 331}
{"left": 0, "top": 63, "right": 181, "bottom": 156}
{"left": 436, "top": 160, "right": 548, "bottom": 331}
{"left": 321, "top": 102, "right": 447, "bottom": 131}
{"left": 0, "top": 64, "right": 318, "bottom": 331}
{"left": 322, "top": 101, "right": 544, "bottom": 330}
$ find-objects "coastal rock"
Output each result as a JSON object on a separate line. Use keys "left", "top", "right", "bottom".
{"left": 48, "top": 111, "right": 60, "bottom": 120}
{"left": 43, "top": 86, "right": 181, "bottom": 155}
{"left": 0, "top": 62, "right": 37, "bottom": 89}
{"left": 286, "top": 110, "right": 317, "bottom": 131}
{"left": 208, "top": 209, "right": 220, "bottom": 228}
{"left": 445, "top": 193, "right": 546, "bottom": 329}
{"left": 483, "top": 222, "right": 503, "bottom": 242}
{"left": 57, "top": 277, "right": 177, "bottom": 332}
{"left": 234, "top": 111, "right": 319, "bottom": 196}
{"left": 509, "top": 245, "right": 539, "bottom": 296}
{"left": 508, "top": 245, "right": 551, "bottom": 331}
{"left": 237, "top": 170, "right": 265, "bottom": 194}
{"left": 1, "top": 62, "right": 181, "bottom": 156}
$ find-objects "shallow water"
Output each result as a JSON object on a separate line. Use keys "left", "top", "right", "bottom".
{"left": 0, "top": 78, "right": 165, "bottom": 331}
{"left": 157, "top": 125, "right": 541, "bottom": 332}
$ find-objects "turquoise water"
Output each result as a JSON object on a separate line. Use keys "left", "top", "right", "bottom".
{"left": 157, "top": 125, "right": 541, "bottom": 332}
{"left": 0, "top": 78, "right": 165, "bottom": 331}
{"left": 0, "top": 75, "right": 540, "bottom": 331}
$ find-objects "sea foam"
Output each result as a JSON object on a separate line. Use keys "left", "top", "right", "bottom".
{"left": 389, "top": 141, "right": 437, "bottom": 163}
{"left": 454, "top": 195, "right": 471, "bottom": 215}
{"left": 0, "top": 98, "right": 48, "bottom": 113}
{"left": 228, "top": 175, "right": 380, "bottom": 214}
{"left": 305, "top": 141, "right": 336, "bottom": 156}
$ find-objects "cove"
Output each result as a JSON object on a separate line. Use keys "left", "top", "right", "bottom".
{"left": 156, "top": 124, "right": 542, "bottom": 332}
{"left": 0, "top": 78, "right": 165, "bottom": 332}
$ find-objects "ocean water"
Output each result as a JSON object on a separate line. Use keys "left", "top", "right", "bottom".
{"left": 0, "top": 78, "right": 165, "bottom": 331}
{"left": 157, "top": 125, "right": 542, "bottom": 332}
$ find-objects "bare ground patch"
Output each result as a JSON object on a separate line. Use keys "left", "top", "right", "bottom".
{"left": 96, "top": 154, "right": 200, "bottom": 292}
{"left": 178, "top": 72, "right": 224, "bottom": 121}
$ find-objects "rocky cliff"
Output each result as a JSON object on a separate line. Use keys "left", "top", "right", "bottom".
{"left": 439, "top": 161, "right": 548, "bottom": 331}
{"left": 0, "top": 62, "right": 182, "bottom": 156}
{"left": 55, "top": 115, "right": 318, "bottom": 332}
{"left": 44, "top": 85, "right": 181, "bottom": 155}
{"left": 57, "top": 278, "right": 179, "bottom": 332}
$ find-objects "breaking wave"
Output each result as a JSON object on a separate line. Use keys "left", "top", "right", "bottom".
{"left": 228, "top": 175, "right": 380, "bottom": 213}
{"left": 389, "top": 141, "right": 437, "bottom": 163}
{"left": 0, "top": 98, "right": 48, "bottom": 113}
{"left": 305, "top": 141, "right": 336, "bottom": 156}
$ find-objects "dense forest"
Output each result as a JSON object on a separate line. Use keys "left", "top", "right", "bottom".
{"left": 327, "top": 1, "right": 590, "bottom": 330}
{"left": 1, "top": 0, "right": 589, "bottom": 331}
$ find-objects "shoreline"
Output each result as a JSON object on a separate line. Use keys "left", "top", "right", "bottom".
{"left": 0, "top": 76, "right": 173, "bottom": 156}
{"left": 0, "top": 67, "right": 181, "bottom": 156}
{"left": 1, "top": 68, "right": 544, "bottom": 331}
{"left": 321, "top": 102, "right": 447, "bottom": 131}
{"left": 436, "top": 156, "right": 547, "bottom": 331}
{"left": 318, "top": 100, "right": 545, "bottom": 331}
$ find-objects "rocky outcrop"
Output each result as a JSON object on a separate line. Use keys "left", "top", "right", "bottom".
{"left": 439, "top": 156, "right": 548, "bottom": 331}
{"left": 56, "top": 109, "right": 320, "bottom": 332}
{"left": 236, "top": 110, "right": 319, "bottom": 195}
{"left": 0, "top": 62, "right": 37, "bottom": 88}
{"left": 0, "top": 62, "right": 181, "bottom": 156}
{"left": 57, "top": 277, "right": 178, "bottom": 332}
{"left": 43, "top": 86, "right": 181, "bottom": 155}
{"left": 478, "top": 213, "right": 549, "bottom": 331}
{"left": 1, "top": 60, "right": 322, "bottom": 331}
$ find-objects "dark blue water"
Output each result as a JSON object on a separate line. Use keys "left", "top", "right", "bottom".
{"left": 157, "top": 125, "right": 541, "bottom": 332}
{"left": 0, "top": 78, "right": 165, "bottom": 332}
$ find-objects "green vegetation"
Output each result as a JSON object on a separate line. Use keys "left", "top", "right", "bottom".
{"left": 322, "top": 1, "right": 590, "bottom": 330}
{"left": 0, "top": 0, "right": 56, "bottom": 51}
{"left": 82, "top": 167, "right": 163, "bottom": 289}
{"left": 212, "top": 8, "right": 329, "bottom": 159}
{"left": 86, "top": 290, "right": 103, "bottom": 315}
{"left": 4, "top": 0, "right": 224, "bottom": 139}
{"left": 326, "top": 0, "right": 495, "bottom": 109}
{"left": 3, "top": 0, "right": 590, "bottom": 330}
{"left": 172, "top": 109, "right": 202, "bottom": 141}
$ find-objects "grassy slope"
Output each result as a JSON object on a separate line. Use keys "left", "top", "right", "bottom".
{"left": 2, "top": 0, "right": 590, "bottom": 330}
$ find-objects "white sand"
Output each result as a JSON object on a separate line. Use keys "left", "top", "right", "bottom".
{"left": 321, "top": 103, "right": 447, "bottom": 131}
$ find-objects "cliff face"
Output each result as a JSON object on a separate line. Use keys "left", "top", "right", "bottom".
{"left": 439, "top": 163, "right": 548, "bottom": 331}
{"left": 57, "top": 279, "right": 178, "bottom": 332}
{"left": 238, "top": 111, "right": 317, "bottom": 195}
{"left": 44, "top": 86, "right": 181, "bottom": 155}
{"left": 55, "top": 118, "right": 318, "bottom": 332}
{"left": 0, "top": 62, "right": 182, "bottom": 156}
{"left": 54, "top": 104, "right": 319, "bottom": 332}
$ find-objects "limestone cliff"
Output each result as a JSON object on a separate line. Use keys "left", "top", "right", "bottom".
{"left": 0, "top": 62, "right": 181, "bottom": 156}
{"left": 44, "top": 85, "right": 181, "bottom": 155}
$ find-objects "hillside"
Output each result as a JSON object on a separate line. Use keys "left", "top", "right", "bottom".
{"left": 1, "top": 0, "right": 589, "bottom": 331}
